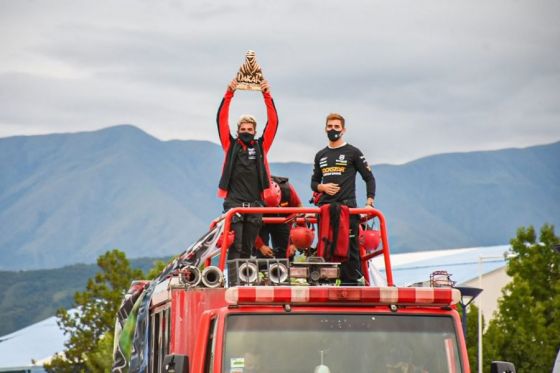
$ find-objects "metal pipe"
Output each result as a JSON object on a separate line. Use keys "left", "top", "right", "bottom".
{"left": 201, "top": 266, "right": 224, "bottom": 288}
{"left": 478, "top": 257, "right": 483, "bottom": 373}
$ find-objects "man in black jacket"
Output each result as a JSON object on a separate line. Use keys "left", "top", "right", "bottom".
{"left": 216, "top": 79, "right": 278, "bottom": 259}
{"left": 311, "top": 113, "right": 375, "bottom": 284}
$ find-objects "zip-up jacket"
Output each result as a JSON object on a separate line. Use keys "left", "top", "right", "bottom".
{"left": 216, "top": 88, "right": 278, "bottom": 199}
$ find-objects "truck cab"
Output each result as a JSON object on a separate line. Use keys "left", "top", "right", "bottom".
{"left": 117, "top": 207, "right": 473, "bottom": 373}
{"left": 152, "top": 285, "right": 466, "bottom": 373}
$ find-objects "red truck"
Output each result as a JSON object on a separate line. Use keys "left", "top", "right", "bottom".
{"left": 114, "top": 207, "right": 515, "bottom": 373}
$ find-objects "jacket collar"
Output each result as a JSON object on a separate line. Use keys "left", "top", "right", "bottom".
{"left": 237, "top": 137, "right": 256, "bottom": 150}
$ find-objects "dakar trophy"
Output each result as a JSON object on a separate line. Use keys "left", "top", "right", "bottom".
{"left": 235, "top": 50, "right": 265, "bottom": 90}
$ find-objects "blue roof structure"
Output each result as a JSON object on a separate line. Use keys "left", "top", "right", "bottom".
{"left": 0, "top": 315, "right": 67, "bottom": 371}
{"left": 372, "top": 245, "right": 512, "bottom": 286}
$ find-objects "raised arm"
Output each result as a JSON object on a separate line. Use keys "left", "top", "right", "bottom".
{"left": 216, "top": 80, "right": 237, "bottom": 151}
{"left": 260, "top": 80, "right": 278, "bottom": 153}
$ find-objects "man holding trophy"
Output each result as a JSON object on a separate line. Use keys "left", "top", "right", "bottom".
{"left": 216, "top": 51, "right": 279, "bottom": 260}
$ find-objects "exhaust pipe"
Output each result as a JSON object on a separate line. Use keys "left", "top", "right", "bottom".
{"left": 201, "top": 266, "right": 224, "bottom": 288}
{"left": 238, "top": 262, "right": 259, "bottom": 284}
{"left": 179, "top": 265, "right": 201, "bottom": 287}
{"left": 269, "top": 262, "right": 289, "bottom": 284}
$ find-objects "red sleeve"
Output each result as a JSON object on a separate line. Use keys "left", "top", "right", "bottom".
{"left": 289, "top": 183, "right": 302, "bottom": 207}
{"left": 260, "top": 92, "right": 278, "bottom": 153}
{"left": 216, "top": 89, "right": 234, "bottom": 150}
{"left": 255, "top": 235, "right": 264, "bottom": 249}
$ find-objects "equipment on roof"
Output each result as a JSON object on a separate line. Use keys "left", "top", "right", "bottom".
{"left": 217, "top": 230, "right": 235, "bottom": 249}
{"left": 269, "top": 262, "right": 289, "bottom": 284}
{"left": 227, "top": 258, "right": 291, "bottom": 286}
{"left": 430, "top": 270, "right": 456, "bottom": 288}
{"left": 263, "top": 180, "right": 282, "bottom": 207}
{"left": 179, "top": 265, "right": 202, "bottom": 287}
{"left": 201, "top": 266, "right": 224, "bottom": 288}
{"left": 359, "top": 224, "right": 381, "bottom": 252}
{"left": 290, "top": 258, "right": 340, "bottom": 285}
{"left": 290, "top": 225, "right": 315, "bottom": 249}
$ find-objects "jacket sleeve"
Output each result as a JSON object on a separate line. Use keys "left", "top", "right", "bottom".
{"left": 310, "top": 152, "right": 322, "bottom": 192}
{"left": 216, "top": 89, "right": 235, "bottom": 151}
{"left": 355, "top": 148, "right": 376, "bottom": 199}
{"left": 289, "top": 183, "right": 303, "bottom": 207}
{"left": 255, "top": 235, "right": 265, "bottom": 250}
{"left": 260, "top": 92, "right": 278, "bottom": 153}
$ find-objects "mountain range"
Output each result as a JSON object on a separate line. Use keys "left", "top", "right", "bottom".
{"left": 0, "top": 257, "right": 164, "bottom": 336}
{"left": 1, "top": 125, "right": 558, "bottom": 270}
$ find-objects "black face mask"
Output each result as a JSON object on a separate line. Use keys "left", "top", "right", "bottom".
{"left": 238, "top": 132, "right": 255, "bottom": 145}
{"left": 327, "top": 129, "right": 342, "bottom": 142}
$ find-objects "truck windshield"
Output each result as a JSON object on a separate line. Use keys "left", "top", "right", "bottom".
{"left": 223, "top": 313, "right": 462, "bottom": 373}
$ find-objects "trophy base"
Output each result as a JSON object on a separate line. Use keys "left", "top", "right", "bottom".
{"left": 236, "top": 82, "right": 262, "bottom": 91}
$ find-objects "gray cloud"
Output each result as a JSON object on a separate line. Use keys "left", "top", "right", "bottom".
{"left": 0, "top": 0, "right": 559, "bottom": 164}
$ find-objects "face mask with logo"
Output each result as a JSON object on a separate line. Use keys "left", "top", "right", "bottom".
{"left": 239, "top": 132, "right": 255, "bottom": 145}
{"left": 327, "top": 129, "right": 342, "bottom": 142}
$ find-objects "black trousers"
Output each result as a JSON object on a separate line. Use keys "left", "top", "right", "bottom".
{"left": 224, "top": 201, "right": 262, "bottom": 260}
{"left": 256, "top": 223, "right": 292, "bottom": 259}
{"left": 340, "top": 215, "right": 362, "bottom": 284}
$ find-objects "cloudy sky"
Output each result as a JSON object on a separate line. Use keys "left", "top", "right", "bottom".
{"left": 1, "top": 0, "right": 559, "bottom": 164}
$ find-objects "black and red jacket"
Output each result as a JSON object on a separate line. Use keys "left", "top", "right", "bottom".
{"left": 216, "top": 88, "right": 278, "bottom": 199}
{"left": 273, "top": 176, "right": 302, "bottom": 208}
{"left": 255, "top": 177, "right": 302, "bottom": 250}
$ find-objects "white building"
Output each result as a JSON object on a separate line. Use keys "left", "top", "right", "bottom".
{"left": 372, "top": 244, "right": 512, "bottom": 321}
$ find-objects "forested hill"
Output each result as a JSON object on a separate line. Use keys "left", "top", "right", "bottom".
{"left": 1, "top": 125, "right": 558, "bottom": 270}
{"left": 0, "top": 256, "right": 166, "bottom": 336}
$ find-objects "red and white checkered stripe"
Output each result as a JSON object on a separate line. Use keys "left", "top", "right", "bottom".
{"left": 225, "top": 286, "right": 460, "bottom": 306}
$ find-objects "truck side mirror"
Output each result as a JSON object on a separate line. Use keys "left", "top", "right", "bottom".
{"left": 163, "top": 354, "right": 189, "bottom": 373}
{"left": 491, "top": 361, "right": 516, "bottom": 373}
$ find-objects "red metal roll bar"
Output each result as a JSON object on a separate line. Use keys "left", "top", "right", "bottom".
{"left": 213, "top": 207, "right": 394, "bottom": 287}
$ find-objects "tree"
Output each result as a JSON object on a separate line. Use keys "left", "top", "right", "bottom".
{"left": 483, "top": 224, "right": 560, "bottom": 372}
{"left": 145, "top": 259, "right": 167, "bottom": 280}
{"left": 458, "top": 303, "right": 484, "bottom": 371}
{"left": 45, "top": 250, "right": 144, "bottom": 372}
{"left": 84, "top": 331, "right": 114, "bottom": 372}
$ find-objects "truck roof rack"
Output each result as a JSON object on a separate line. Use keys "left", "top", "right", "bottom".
{"left": 203, "top": 206, "right": 394, "bottom": 287}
